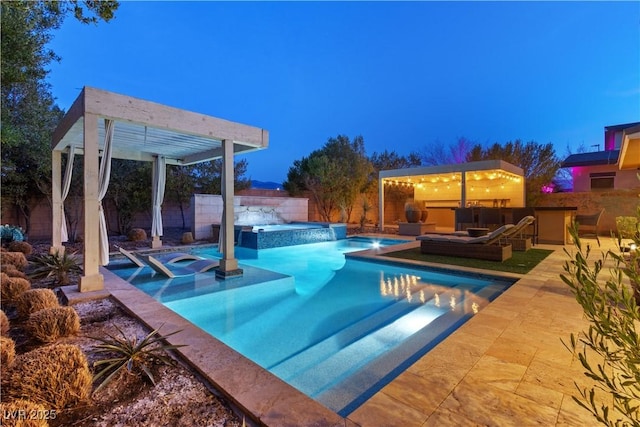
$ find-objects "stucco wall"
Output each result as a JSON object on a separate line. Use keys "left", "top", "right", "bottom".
{"left": 571, "top": 164, "right": 639, "bottom": 192}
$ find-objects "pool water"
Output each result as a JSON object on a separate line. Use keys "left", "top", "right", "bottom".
{"left": 110, "top": 237, "right": 513, "bottom": 416}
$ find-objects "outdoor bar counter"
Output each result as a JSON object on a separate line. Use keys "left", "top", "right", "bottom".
{"left": 534, "top": 207, "right": 577, "bottom": 245}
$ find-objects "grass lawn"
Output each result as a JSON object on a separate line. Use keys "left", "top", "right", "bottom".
{"left": 383, "top": 247, "right": 555, "bottom": 275}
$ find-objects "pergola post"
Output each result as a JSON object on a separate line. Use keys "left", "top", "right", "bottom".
{"left": 79, "top": 113, "right": 104, "bottom": 292}
{"left": 51, "top": 149, "right": 64, "bottom": 253}
{"left": 378, "top": 175, "right": 385, "bottom": 232}
{"left": 216, "top": 139, "right": 242, "bottom": 278}
{"left": 461, "top": 172, "right": 467, "bottom": 208}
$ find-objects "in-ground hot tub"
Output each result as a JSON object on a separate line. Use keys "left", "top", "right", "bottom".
{"left": 238, "top": 222, "right": 347, "bottom": 250}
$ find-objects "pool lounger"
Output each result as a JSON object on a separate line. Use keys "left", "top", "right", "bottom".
{"left": 117, "top": 246, "right": 202, "bottom": 267}
{"left": 136, "top": 254, "right": 219, "bottom": 278}
{"left": 416, "top": 224, "right": 514, "bottom": 262}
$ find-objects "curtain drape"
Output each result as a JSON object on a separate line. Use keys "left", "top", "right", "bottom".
{"left": 98, "top": 119, "right": 115, "bottom": 265}
{"left": 151, "top": 155, "right": 166, "bottom": 238}
{"left": 60, "top": 145, "right": 76, "bottom": 242}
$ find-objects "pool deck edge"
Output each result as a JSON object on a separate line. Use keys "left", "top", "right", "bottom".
{"left": 63, "top": 268, "right": 348, "bottom": 427}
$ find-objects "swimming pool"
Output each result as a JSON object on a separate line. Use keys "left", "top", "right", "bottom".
{"left": 110, "top": 237, "right": 514, "bottom": 416}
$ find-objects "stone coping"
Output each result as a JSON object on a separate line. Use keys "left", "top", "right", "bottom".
{"left": 62, "top": 235, "right": 605, "bottom": 426}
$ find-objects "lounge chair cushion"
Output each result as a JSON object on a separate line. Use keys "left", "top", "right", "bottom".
{"left": 417, "top": 224, "right": 514, "bottom": 244}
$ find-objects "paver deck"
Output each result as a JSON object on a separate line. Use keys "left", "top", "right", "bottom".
{"left": 63, "top": 236, "right": 620, "bottom": 426}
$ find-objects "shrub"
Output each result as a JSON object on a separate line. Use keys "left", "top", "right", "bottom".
{"left": 1, "top": 335, "right": 16, "bottom": 367}
{"left": 1, "top": 344, "right": 92, "bottom": 409}
{"left": 0, "top": 399, "right": 49, "bottom": 427}
{"left": 90, "top": 324, "right": 185, "bottom": 392}
{"left": 128, "top": 228, "right": 147, "bottom": 242}
{"left": 27, "top": 307, "right": 80, "bottom": 343}
{"left": 15, "top": 289, "right": 59, "bottom": 319}
{"left": 2, "top": 252, "right": 28, "bottom": 271}
{"left": 1, "top": 309, "right": 9, "bottom": 336}
{"left": 2, "top": 264, "right": 28, "bottom": 279}
{"left": 0, "top": 224, "right": 25, "bottom": 244}
{"left": 562, "top": 220, "right": 640, "bottom": 426}
{"left": 1, "top": 276, "right": 31, "bottom": 306}
{"left": 29, "top": 251, "right": 81, "bottom": 286}
{"left": 6, "top": 241, "right": 33, "bottom": 256}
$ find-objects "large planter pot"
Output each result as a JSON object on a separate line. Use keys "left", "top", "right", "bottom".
{"left": 420, "top": 210, "right": 429, "bottom": 223}
{"left": 405, "top": 209, "right": 421, "bottom": 223}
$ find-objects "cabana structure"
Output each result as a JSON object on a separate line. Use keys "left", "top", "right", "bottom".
{"left": 51, "top": 87, "right": 268, "bottom": 292}
{"left": 378, "top": 160, "right": 525, "bottom": 231}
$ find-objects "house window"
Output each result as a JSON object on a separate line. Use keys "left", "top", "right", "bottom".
{"left": 590, "top": 172, "right": 615, "bottom": 190}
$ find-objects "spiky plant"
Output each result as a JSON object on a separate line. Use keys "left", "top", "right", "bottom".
{"left": 29, "top": 250, "right": 82, "bottom": 286}
{"left": 89, "top": 324, "right": 185, "bottom": 392}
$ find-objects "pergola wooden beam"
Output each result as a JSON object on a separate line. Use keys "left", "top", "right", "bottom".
{"left": 51, "top": 87, "right": 269, "bottom": 292}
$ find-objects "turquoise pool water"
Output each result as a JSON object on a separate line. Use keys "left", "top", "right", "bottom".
{"left": 109, "top": 237, "right": 514, "bottom": 416}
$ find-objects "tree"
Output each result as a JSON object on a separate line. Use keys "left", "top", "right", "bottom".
{"left": 1, "top": 1, "right": 119, "bottom": 231}
{"left": 467, "top": 140, "right": 560, "bottom": 206}
{"left": 106, "top": 160, "right": 152, "bottom": 235}
{"left": 284, "top": 135, "right": 372, "bottom": 222}
{"left": 421, "top": 137, "right": 475, "bottom": 166}
{"left": 190, "top": 159, "right": 251, "bottom": 195}
{"left": 369, "top": 149, "right": 422, "bottom": 221}
{"left": 164, "top": 159, "right": 252, "bottom": 229}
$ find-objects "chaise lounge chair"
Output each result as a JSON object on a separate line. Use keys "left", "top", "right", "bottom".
{"left": 136, "top": 254, "right": 219, "bottom": 278}
{"left": 416, "top": 224, "right": 515, "bottom": 261}
{"left": 116, "top": 246, "right": 203, "bottom": 268}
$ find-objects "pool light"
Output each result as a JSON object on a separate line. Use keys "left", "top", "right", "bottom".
{"left": 371, "top": 241, "right": 381, "bottom": 249}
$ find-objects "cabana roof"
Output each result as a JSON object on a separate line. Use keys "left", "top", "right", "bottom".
{"left": 52, "top": 86, "right": 269, "bottom": 164}
{"left": 51, "top": 86, "right": 268, "bottom": 292}
{"left": 379, "top": 159, "right": 524, "bottom": 182}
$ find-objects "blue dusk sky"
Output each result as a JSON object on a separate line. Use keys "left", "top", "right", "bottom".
{"left": 47, "top": 1, "right": 640, "bottom": 184}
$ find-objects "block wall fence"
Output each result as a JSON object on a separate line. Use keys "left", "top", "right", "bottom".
{"left": 3, "top": 188, "right": 637, "bottom": 241}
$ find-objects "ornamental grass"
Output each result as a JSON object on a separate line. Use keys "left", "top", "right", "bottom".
{"left": 27, "top": 306, "right": 80, "bottom": 343}
{"left": 1, "top": 309, "right": 9, "bottom": 336}
{"left": 1, "top": 335, "right": 16, "bottom": 367}
{"left": 0, "top": 399, "right": 49, "bottom": 427}
{"left": 1, "top": 252, "right": 28, "bottom": 271}
{"left": 15, "top": 289, "right": 58, "bottom": 319}
{"left": 1, "top": 276, "right": 31, "bottom": 306}
{"left": 1, "top": 265, "right": 28, "bottom": 279}
{"left": 7, "top": 241, "right": 33, "bottom": 256}
{"left": 1, "top": 343, "right": 92, "bottom": 410}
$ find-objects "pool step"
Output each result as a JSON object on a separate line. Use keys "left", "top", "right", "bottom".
{"left": 315, "top": 282, "right": 507, "bottom": 415}
{"left": 269, "top": 284, "right": 453, "bottom": 381}
{"left": 273, "top": 282, "right": 505, "bottom": 415}
{"left": 163, "top": 275, "right": 295, "bottom": 332}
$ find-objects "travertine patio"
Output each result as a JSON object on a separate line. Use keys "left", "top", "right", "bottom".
{"left": 63, "top": 237, "right": 614, "bottom": 426}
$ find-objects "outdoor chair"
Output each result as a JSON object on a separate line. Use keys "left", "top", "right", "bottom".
{"left": 117, "top": 246, "right": 202, "bottom": 267}
{"left": 511, "top": 207, "right": 538, "bottom": 244}
{"left": 416, "top": 224, "right": 514, "bottom": 261}
{"left": 136, "top": 254, "right": 219, "bottom": 278}
{"left": 575, "top": 208, "right": 605, "bottom": 246}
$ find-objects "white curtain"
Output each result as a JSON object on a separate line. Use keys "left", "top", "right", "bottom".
{"left": 151, "top": 155, "right": 166, "bottom": 238}
{"left": 60, "top": 145, "right": 76, "bottom": 242}
{"left": 98, "top": 119, "right": 115, "bottom": 266}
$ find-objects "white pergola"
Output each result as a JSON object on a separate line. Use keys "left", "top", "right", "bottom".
{"left": 51, "top": 87, "right": 269, "bottom": 292}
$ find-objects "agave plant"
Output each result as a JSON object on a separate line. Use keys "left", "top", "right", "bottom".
{"left": 89, "top": 324, "right": 185, "bottom": 392}
{"left": 29, "top": 250, "right": 82, "bottom": 285}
